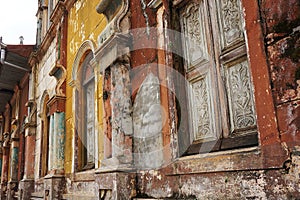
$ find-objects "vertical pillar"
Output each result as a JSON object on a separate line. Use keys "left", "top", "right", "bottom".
{"left": 1, "top": 134, "right": 9, "bottom": 200}
{"left": 1, "top": 139, "right": 9, "bottom": 200}
{"left": 44, "top": 95, "right": 65, "bottom": 200}
{"left": 95, "top": 35, "right": 136, "bottom": 199}
{"left": 0, "top": 117, "right": 3, "bottom": 180}
{"left": 48, "top": 114, "right": 54, "bottom": 173}
{"left": 45, "top": 3, "right": 67, "bottom": 198}
{"left": 7, "top": 120, "right": 19, "bottom": 200}
{"left": 1, "top": 105, "right": 11, "bottom": 200}
{"left": 100, "top": 55, "right": 133, "bottom": 170}
{"left": 19, "top": 100, "right": 36, "bottom": 200}
{"left": 94, "top": 1, "right": 136, "bottom": 199}
{"left": 110, "top": 58, "right": 133, "bottom": 166}
{"left": 48, "top": 112, "right": 65, "bottom": 173}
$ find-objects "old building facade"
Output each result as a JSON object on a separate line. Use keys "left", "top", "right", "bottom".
{"left": 0, "top": 40, "right": 34, "bottom": 199}
{"left": 0, "top": 0, "right": 299, "bottom": 199}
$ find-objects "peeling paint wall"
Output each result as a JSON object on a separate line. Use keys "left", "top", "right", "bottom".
{"left": 65, "top": 0, "right": 107, "bottom": 174}
{"left": 6, "top": 0, "right": 299, "bottom": 199}
{"left": 34, "top": 39, "right": 58, "bottom": 181}
{"left": 261, "top": 0, "right": 300, "bottom": 146}
{"left": 133, "top": 73, "right": 164, "bottom": 169}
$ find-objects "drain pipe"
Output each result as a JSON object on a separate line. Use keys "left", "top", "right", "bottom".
{"left": 0, "top": 48, "right": 30, "bottom": 72}
{"left": 0, "top": 48, "right": 5, "bottom": 64}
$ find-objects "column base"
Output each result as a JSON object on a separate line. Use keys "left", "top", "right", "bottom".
{"left": 0, "top": 182, "right": 8, "bottom": 200}
{"left": 43, "top": 174, "right": 65, "bottom": 200}
{"left": 95, "top": 170, "right": 136, "bottom": 200}
{"left": 7, "top": 181, "right": 18, "bottom": 200}
{"left": 19, "top": 178, "right": 34, "bottom": 200}
{"left": 97, "top": 157, "right": 133, "bottom": 173}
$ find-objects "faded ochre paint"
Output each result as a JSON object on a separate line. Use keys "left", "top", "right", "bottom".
{"left": 65, "top": 0, "right": 107, "bottom": 173}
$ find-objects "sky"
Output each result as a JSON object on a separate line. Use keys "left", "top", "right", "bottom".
{"left": 0, "top": 0, "right": 37, "bottom": 45}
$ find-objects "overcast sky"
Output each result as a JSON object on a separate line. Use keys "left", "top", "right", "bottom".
{"left": 0, "top": 0, "right": 37, "bottom": 45}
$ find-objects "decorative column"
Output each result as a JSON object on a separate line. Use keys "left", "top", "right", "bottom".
{"left": 1, "top": 104, "right": 11, "bottom": 199}
{"left": 94, "top": 0, "right": 136, "bottom": 199}
{"left": 7, "top": 119, "right": 19, "bottom": 200}
{"left": 43, "top": 91, "right": 66, "bottom": 200}
{"left": 19, "top": 62, "right": 38, "bottom": 199}
{"left": 19, "top": 100, "right": 36, "bottom": 200}
{"left": 47, "top": 96, "right": 66, "bottom": 174}
{"left": 44, "top": 62, "right": 66, "bottom": 200}
{"left": 96, "top": 36, "right": 133, "bottom": 170}
{"left": 0, "top": 116, "right": 4, "bottom": 182}
{"left": 7, "top": 88, "right": 21, "bottom": 200}
{"left": 42, "top": 2, "right": 67, "bottom": 198}
{"left": 1, "top": 133, "right": 10, "bottom": 200}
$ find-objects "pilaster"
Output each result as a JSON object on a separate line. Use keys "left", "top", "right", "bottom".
{"left": 7, "top": 119, "right": 19, "bottom": 200}
{"left": 19, "top": 100, "right": 36, "bottom": 200}
{"left": 43, "top": 95, "right": 66, "bottom": 199}
{"left": 0, "top": 133, "right": 10, "bottom": 200}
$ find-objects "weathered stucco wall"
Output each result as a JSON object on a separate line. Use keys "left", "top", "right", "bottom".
{"left": 34, "top": 40, "right": 57, "bottom": 180}
{"left": 129, "top": 0, "right": 300, "bottom": 199}
{"left": 136, "top": 149, "right": 300, "bottom": 199}
{"left": 65, "top": 0, "right": 107, "bottom": 173}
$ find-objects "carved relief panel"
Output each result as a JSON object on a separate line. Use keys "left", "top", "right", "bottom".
{"left": 178, "top": 0, "right": 257, "bottom": 151}
{"left": 189, "top": 75, "right": 216, "bottom": 141}
{"left": 216, "top": 0, "right": 245, "bottom": 50}
{"left": 180, "top": 0, "right": 220, "bottom": 142}
{"left": 180, "top": 2, "right": 209, "bottom": 69}
{"left": 225, "top": 60, "right": 257, "bottom": 134}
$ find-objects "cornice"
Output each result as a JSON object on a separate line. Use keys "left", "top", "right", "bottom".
{"left": 28, "top": 52, "right": 38, "bottom": 68}
{"left": 34, "top": 1, "right": 67, "bottom": 64}
{"left": 50, "top": 0, "right": 66, "bottom": 25}
{"left": 37, "top": 23, "right": 57, "bottom": 61}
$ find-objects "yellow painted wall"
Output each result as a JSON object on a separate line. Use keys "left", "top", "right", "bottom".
{"left": 65, "top": 0, "right": 107, "bottom": 173}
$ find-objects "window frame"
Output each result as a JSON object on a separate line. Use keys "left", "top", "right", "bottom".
{"left": 40, "top": 93, "right": 50, "bottom": 177}
{"left": 75, "top": 51, "right": 96, "bottom": 171}
{"left": 175, "top": 0, "right": 258, "bottom": 156}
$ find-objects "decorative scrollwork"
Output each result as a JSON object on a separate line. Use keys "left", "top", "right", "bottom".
{"left": 227, "top": 61, "right": 256, "bottom": 132}
{"left": 220, "top": 0, "right": 244, "bottom": 47}
{"left": 181, "top": 2, "right": 208, "bottom": 68}
{"left": 192, "top": 77, "right": 212, "bottom": 140}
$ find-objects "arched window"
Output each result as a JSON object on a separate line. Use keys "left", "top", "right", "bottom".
{"left": 75, "top": 51, "right": 95, "bottom": 170}
{"left": 40, "top": 93, "right": 49, "bottom": 177}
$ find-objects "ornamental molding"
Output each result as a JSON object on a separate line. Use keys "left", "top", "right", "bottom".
{"left": 96, "top": 0, "right": 130, "bottom": 46}
{"left": 70, "top": 40, "right": 96, "bottom": 85}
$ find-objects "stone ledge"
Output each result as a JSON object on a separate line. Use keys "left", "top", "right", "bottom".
{"left": 68, "top": 169, "right": 96, "bottom": 182}
{"left": 63, "top": 193, "right": 96, "bottom": 200}
{"left": 30, "top": 191, "right": 44, "bottom": 198}
{"left": 168, "top": 146, "right": 287, "bottom": 175}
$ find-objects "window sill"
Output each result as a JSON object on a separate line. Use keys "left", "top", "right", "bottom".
{"left": 168, "top": 146, "right": 287, "bottom": 175}
{"left": 70, "top": 169, "right": 96, "bottom": 182}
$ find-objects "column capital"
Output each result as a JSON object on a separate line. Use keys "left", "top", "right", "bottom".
{"left": 47, "top": 95, "right": 66, "bottom": 115}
